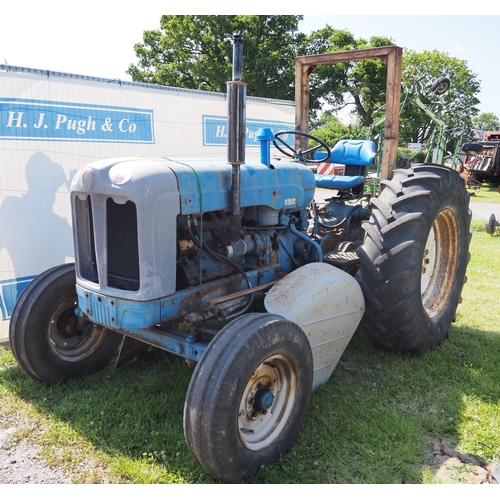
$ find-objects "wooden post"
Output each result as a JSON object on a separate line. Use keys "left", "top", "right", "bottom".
{"left": 379, "top": 47, "right": 403, "bottom": 182}
{"left": 294, "top": 59, "right": 312, "bottom": 152}
{"left": 295, "top": 46, "right": 403, "bottom": 185}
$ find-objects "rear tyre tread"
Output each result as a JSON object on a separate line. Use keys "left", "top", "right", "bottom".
{"left": 356, "top": 163, "right": 471, "bottom": 353}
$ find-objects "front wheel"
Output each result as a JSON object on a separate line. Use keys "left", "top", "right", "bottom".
{"left": 9, "top": 264, "right": 122, "bottom": 384}
{"left": 355, "top": 164, "right": 472, "bottom": 353}
{"left": 183, "top": 313, "right": 313, "bottom": 483}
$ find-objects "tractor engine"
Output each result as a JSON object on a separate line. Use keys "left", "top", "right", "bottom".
{"left": 70, "top": 156, "right": 317, "bottom": 330}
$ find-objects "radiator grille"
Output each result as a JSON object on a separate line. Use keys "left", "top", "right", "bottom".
{"left": 106, "top": 198, "right": 140, "bottom": 291}
{"left": 74, "top": 196, "right": 98, "bottom": 283}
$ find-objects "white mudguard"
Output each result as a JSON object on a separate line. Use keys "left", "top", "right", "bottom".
{"left": 264, "top": 262, "right": 365, "bottom": 391}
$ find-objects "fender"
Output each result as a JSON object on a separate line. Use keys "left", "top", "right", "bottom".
{"left": 264, "top": 262, "right": 365, "bottom": 391}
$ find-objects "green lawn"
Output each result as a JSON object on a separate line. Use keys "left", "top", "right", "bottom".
{"left": 468, "top": 182, "right": 500, "bottom": 203}
{"left": 1, "top": 219, "right": 499, "bottom": 484}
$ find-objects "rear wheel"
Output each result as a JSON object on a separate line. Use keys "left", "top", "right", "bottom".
{"left": 355, "top": 164, "right": 471, "bottom": 353}
{"left": 184, "top": 313, "right": 313, "bottom": 483}
{"left": 9, "top": 264, "right": 122, "bottom": 383}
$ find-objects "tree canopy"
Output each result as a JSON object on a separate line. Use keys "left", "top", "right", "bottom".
{"left": 128, "top": 15, "right": 483, "bottom": 152}
{"left": 127, "top": 15, "right": 303, "bottom": 100}
{"left": 301, "top": 27, "right": 394, "bottom": 124}
{"left": 473, "top": 112, "right": 500, "bottom": 132}
{"left": 310, "top": 111, "right": 365, "bottom": 146}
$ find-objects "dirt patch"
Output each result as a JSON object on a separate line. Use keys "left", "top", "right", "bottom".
{"left": 427, "top": 437, "right": 498, "bottom": 484}
{"left": 0, "top": 418, "right": 70, "bottom": 484}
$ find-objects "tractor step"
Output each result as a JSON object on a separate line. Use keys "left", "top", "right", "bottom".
{"left": 323, "top": 251, "right": 360, "bottom": 275}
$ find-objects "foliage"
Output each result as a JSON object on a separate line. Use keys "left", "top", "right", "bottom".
{"left": 300, "top": 28, "right": 394, "bottom": 124}
{"left": 473, "top": 112, "right": 500, "bottom": 133}
{"left": 127, "top": 15, "right": 304, "bottom": 100}
{"left": 127, "top": 16, "right": 482, "bottom": 157}
{"left": 397, "top": 147, "right": 426, "bottom": 163}
{"left": 310, "top": 111, "right": 366, "bottom": 147}
{"left": 397, "top": 49, "right": 480, "bottom": 152}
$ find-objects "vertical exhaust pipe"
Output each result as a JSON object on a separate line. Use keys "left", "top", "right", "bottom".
{"left": 227, "top": 34, "right": 246, "bottom": 244}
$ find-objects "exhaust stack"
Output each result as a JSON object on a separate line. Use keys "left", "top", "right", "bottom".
{"left": 227, "top": 34, "right": 246, "bottom": 244}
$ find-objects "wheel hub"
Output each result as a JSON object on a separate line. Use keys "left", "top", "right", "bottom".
{"left": 254, "top": 386, "right": 274, "bottom": 413}
{"left": 238, "top": 354, "right": 296, "bottom": 451}
{"left": 48, "top": 297, "right": 109, "bottom": 361}
{"left": 421, "top": 208, "right": 459, "bottom": 318}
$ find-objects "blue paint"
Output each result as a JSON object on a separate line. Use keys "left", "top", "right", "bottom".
{"left": 315, "top": 174, "right": 365, "bottom": 190}
{"left": 165, "top": 159, "right": 316, "bottom": 215}
{"left": 0, "top": 275, "right": 37, "bottom": 321}
{"left": 0, "top": 98, "right": 154, "bottom": 143}
{"left": 120, "top": 327, "right": 209, "bottom": 362}
{"left": 202, "top": 115, "right": 293, "bottom": 147}
{"left": 76, "top": 266, "right": 283, "bottom": 331}
{"left": 76, "top": 284, "right": 161, "bottom": 329}
{"left": 289, "top": 221, "right": 323, "bottom": 262}
{"left": 314, "top": 139, "right": 376, "bottom": 166}
{"left": 255, "top": 127, "right": 275, "bottom": 167}
{"left": 257, "top": 389, "right": 274, "bottom": 410}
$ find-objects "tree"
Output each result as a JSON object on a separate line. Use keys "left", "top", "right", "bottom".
{"left": 473, "top": 112, "right": 500, "bottom": 132}
{"left": 127, "top": 17, "right": 482, "bottom": 157}
{"left": 127, "top": 15, "right": 304, "bottom": 100}
{"left": 310, "top": 111, "right": 366, "bottom": 146}
{"left": 300, "top": 28, "right": 394, "bottom": 125}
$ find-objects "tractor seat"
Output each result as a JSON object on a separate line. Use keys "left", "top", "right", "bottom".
{"left": 313, "top": 139, "right": 376, "bottom": 193}
{"left": 314, "top": 174, "right": 365, "bottom": 190}
{"left": 314, "top": 139, "right": 376, "bottom": 166}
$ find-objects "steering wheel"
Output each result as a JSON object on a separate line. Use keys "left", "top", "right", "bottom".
{"left": 273, "top": 130, "right": 331, "bottom": 164}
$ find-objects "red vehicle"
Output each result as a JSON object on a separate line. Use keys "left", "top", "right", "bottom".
{"left": 463, "top": 131, "right": 500, "bottom": 184}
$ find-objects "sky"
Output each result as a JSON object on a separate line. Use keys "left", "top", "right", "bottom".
{"left": 2, "top": 2, "right": 500, "bottom": 118}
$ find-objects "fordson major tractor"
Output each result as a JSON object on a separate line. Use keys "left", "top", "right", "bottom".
{"left": 9, "top": 37, "right": 472, "bottom": 482}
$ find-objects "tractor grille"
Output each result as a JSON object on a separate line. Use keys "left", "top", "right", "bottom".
{"left": 73, "top": 195, "right": 140, "bottom": 292}
{"left": 74, "top": 196, "right": 98, "bottom": 284}
{"left": 106, "top": 198, "right": 140, "bottom": 291}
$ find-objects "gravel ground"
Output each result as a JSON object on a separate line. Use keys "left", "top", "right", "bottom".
{"left": 468, "top": 201, "right": 498, "bottom": 222}
{"left": 0, "top": 417, "right": 70, "bottom": 484}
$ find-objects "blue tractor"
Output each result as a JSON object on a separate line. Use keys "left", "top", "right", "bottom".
{"left": 9, "top": 36, "right": 472, "bottom": 482}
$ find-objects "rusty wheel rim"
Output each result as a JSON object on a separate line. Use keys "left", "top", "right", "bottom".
{"left": 421, "top": 209, "right": 459, "bottom": 318}
{"left": 238, "top": 354, "right": 296, "bottom": 451}
{"left": 48, "top": 297, "right": 109, "bottom": 362}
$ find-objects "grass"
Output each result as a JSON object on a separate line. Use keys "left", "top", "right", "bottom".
{"left": 1, "top": 220, "right": 500, "bottom": 484}
{"left": 468, "top": 182, "right": 500, "bottom": 203}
